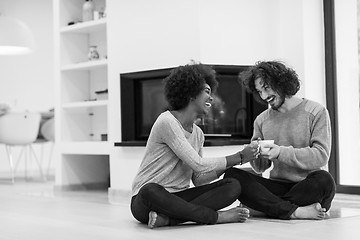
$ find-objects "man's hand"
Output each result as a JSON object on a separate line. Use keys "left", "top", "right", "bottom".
{"left": 259, "top": 143, "right": 280, "bottom": 160}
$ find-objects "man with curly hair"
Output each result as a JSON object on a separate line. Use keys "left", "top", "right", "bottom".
{"left": 130, "top": 62, "right": 260, "bottom": 228}
{"left": 224, "top": 60, "right": 336, "bottom": 220}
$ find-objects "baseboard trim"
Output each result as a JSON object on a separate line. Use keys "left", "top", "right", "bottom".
{"left": 336, "top": 185, "right": 360, "bottom": 195}
{"left": 108, "top": 187, "right": 131, "bottom": 205}
{"left": 54, "top": 182, "right": 109, "bottom": 191}
{"left": 52, "top": 183, "right": 132, "bottom": 205}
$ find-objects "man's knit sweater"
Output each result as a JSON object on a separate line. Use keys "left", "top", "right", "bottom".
{"left": 250, "top": 98, "right": 331, "bottom": 182}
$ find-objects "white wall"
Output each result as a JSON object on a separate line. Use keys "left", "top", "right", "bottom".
{"left": 198, "top": 0, "right": 279, "bottom": 65}
{"left": 198, "top": 0, "right": 325, "bottom": 104}
{"left": 107, "top": 0, "right": 327, "bottom": 192}
{"left": 0, "top": 0, "right": 54, "bottom": 177}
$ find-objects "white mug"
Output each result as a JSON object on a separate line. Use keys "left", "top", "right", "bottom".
{"left": 252, "top": 140, "right": 275, "bottom": 153}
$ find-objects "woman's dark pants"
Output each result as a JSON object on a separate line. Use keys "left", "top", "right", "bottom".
{"left": 130, "top": 178, "right": 241, "bottom": 226}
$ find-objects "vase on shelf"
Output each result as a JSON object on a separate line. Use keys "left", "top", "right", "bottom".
{"left": 88, "top": 45, "right": 100, "bottom": 61}
{"left": 82, "top": 0, "right": 95, "bottom": 22}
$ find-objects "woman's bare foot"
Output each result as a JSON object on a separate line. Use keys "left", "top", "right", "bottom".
{"left": 216, "top": 207, "right": 250, "bottom": 224}
{"left": 148, "top": 211, "right": 170, "bottom": 229}
{"left": 290, "top": 203, "right": 326, "bottom": 220}
{"left": 239, "top": 203, "right": 266, "bottom": 217}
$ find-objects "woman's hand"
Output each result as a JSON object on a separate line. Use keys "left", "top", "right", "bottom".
{"left": 224, "top": 142, "right": 260, "bottom": 171}
{"left": 240, "top": 142, "right": 260, "bottom": 164}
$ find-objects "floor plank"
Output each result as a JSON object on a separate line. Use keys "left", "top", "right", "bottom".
{"left": 1, "top": 180, "right": 360, "bottom": 240}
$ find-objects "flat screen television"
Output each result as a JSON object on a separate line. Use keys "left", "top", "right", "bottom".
{"left": 119, "top": 65, "right": 267, "bottom": 146}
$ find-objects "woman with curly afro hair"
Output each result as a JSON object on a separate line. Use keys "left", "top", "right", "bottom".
{"left": 224, "top": 60, "right": 336, "bottom": 220}
{"left": 131, "top": 62, "right": 259, "bottom": 228}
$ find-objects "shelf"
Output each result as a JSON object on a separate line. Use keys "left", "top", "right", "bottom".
{"left": 55, "top": 0, "right": 110, "bottom": 187}
{"left": 62, "top": 100, "right": 108, "bottom": 109}
{"left": 60, "top": 141, "right": 110, "bottom": 155}
{"left": 61, "top": 59, "right": 108, "bottom": 71}
{"left": 60, "top": 18, "right": 107, "bottom": 34}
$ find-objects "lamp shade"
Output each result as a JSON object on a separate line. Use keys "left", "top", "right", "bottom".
{"left": 0, "top": 16, "right": 35, "bottom": 55}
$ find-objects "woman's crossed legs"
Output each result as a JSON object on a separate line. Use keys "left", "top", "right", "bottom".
{"left": 130, "top": 178, "right": 249, "bottom": 228}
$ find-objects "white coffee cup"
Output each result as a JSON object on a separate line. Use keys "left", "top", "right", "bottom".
{"left": 259, "top": 140, "right": 274, "bottom": 153}
{"left": 252, "top": 140, "right": 275, "bottom": 153}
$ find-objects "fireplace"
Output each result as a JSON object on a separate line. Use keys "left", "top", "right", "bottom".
{"left": 117, "top": 65, "right": 267, "bottom": 146}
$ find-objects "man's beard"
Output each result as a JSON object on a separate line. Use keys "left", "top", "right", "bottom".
{"left": 270, "top": 95, "right": 285, "bottom": 110}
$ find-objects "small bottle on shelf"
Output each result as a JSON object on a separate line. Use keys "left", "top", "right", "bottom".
{"left": 82, "top": 0, "right": 95, "bottom": 22}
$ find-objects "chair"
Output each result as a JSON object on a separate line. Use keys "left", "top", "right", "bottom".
{"left": 0, "top": 111, "right": 45, "bottom": 183}
{"left": 39, "top": 116, "right": 55, "bottom": 179}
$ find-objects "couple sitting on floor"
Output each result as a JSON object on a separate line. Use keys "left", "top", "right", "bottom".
{"left": 130, "top": 61, "right": 336, "bottom": 229}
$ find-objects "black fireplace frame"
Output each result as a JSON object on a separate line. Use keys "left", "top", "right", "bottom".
{"left": 116, "top": 64, "right": 267, "bottom": 147}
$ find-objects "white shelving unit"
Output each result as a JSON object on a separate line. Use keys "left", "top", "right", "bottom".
{"left": 54, "top": 0, "right": 110, "bottom": 189}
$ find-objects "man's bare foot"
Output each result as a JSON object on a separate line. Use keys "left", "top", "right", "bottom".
{"left": 217, "top": 207, "right": 250, "bottom": 224}
{"left": 290, "top": 203, "right": 326, "bottom": 220}
{"left": 148, "top": 211, "right": 170, "bottom": 229}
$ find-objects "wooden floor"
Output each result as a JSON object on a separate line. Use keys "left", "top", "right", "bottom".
{"left": 1, "top": 179, "right": 360, "bottom": 240}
